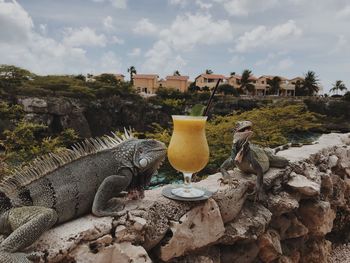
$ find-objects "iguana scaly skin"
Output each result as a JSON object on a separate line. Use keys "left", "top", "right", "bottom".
{"left": 0, "top": 130, "right": 166, "bottom": 263}
{"left": 219, "top": 121, "right": 289, "bottom": 201}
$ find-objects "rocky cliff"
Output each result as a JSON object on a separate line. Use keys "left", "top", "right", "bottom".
{"left": 19, "top": 133, "right": 350, "bottom": 263}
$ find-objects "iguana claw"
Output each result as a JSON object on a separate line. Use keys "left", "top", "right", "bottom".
{"left": 218, "top": 177, "right": 239, "bottom": 188}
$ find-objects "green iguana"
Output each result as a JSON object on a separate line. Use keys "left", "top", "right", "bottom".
{"left": 219, "top": 121, "right": 289, "bottom": 201}
{"left": 0, "top": 130, "right": 166, "bottom": 263}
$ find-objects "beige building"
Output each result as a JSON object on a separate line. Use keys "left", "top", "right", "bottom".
{"left": 227, "top": 75, "right": 241, "bottom": 89}
{"left": 195, "top": 74, "right": 226, "bottom": 89}
{"left": 164, "top": 75, "right": 189, "bottom": 92}
{"left": 133, "top": 74, "right": 159, "bottom": 94}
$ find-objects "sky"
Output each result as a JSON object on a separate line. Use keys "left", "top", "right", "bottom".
{"left": 0, "top": 0, "right": 350, "bottom": 92}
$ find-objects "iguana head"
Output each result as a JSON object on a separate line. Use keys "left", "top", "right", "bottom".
{"left": 127, "top": 139, "right": 167, "bottom": 199}
{"left": 233, "top": 120, "right": 253, "bottom": 143}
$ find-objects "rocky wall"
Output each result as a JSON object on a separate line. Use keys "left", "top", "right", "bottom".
{"left": 25, "top": 133, "right": 350, "bottom": 263}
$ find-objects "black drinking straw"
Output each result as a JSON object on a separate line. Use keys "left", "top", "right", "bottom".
{"left": 203, "top": 78, "right": 222, "bottom": 116}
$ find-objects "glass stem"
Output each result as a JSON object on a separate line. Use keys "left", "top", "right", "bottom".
{"left": 183, "top": 173, "right": 193, "bottom": 191}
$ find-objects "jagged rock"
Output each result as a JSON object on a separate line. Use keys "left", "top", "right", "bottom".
{"left": 287, "top": 172, "right": 320, "bottom": 196}
{"left": 25, "top": 215, "right": 113, "bottom": 262}
{"left": 19, "top": 97, "right": 48, "bottom": 113}
{"left": 159, "top": 198, "right": 225, "bottom": 262}
{"left": 320, "top": 171, "right": 333, "bottom": 196}
{"left": 169, "top": 246, "right": 220, "bottom": 263}
{"left": 283, "top": 215, "right": 308, "bottom": 239}
{"left": 300, "top": 238, "right": 331, "bottom": 263}
{"left": 213, "top": 171, "right": 249, "bottom": 223}
{"left": 219, "top": 202, "right": 272, "bottom": 245}
{"left": 328, "top": 155, "right": 339, "bottom": 168}
{"left": 258, "top": 229, "right": 282, "bottom": 263}
{"left": 47, "top": 98, "right": 73, "bottom": 115}
{"left": 71, "top": 242, "right": 152, "bottom": 263}
{"left": 267, "top": 192, "right": 299, "bottom": 216}
{"left": 298, "top": 200, "right": 336, "bottom": 236}
{"left": 23, "top": 113, "right": 53, "bottom": 126}
{"left": 221, "top": 242, "right": 259, "bottom": 263}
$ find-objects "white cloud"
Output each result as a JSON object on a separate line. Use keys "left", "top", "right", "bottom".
{"left": 63, "top": 27, "right": 107, "bottom": 47}
{"left": 169, "top": 0, "right": 188, "bottom": 7}
{"left": 196, "top": 0, "right": 212, "bottom": 9}
{"left": 103, "top": 16, "right": 114, "bottom": 30}
{"left": 213, "top": 0, "right": 278, "bottom": 16}
{"left": 98, "top": 51, "right": 123, "bottom": 73}
{"left": 92, "top": 0, "right": 127, "bottom": 9}
{"left": 235, "top": 20, "right": 302, "bottom": 52}
{"left": 336, "top": 5, "right": 350, "bottom": 18}
{"left": 330, "top": 35, "right": 347, "bottom": 54}
{"left": 0, "top": 0, "right": 33, "bottom": 43}
{"left": 276, "top": 57, "right": 294, "bottom": 70}
{"left": 142, "top": 40, "right": 186, "bottom": 75}
{"left": 128, "top": 48, "right": 141, "bottom": 57}
{"left": 160, "top": 13, "right": 233, "bottom": 51}
{"left": 39, "top": 24, "right": 47, "bottom": 35}
{"left": 230, "top": 55, "right": 245, "bottom": 67}
{"left": 110, "top": 35, "right": 124, "bottom": 44}
{"left": 133, "top": 18, "right": 158, "bottom": 36}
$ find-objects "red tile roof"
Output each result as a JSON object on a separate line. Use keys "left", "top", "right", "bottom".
{"left": 133, "top": 74, "right": 158, "bottom": 79}
{"left": 196, "top": 74, "right": 226, "bottom": 80}
{"left": 166, "top": 75, "right": 189, "bottom": 81}
{"left": 228, "top": 75, "right": 242, "bottom": 79}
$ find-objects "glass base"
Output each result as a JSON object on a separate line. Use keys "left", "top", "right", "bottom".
{"left": 171, "top": 187, "right": 205, "bottom": 198}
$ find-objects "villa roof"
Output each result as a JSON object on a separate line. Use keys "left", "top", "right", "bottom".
{"left": 166, "top": 75, "right": 189, "bottom": 81}
{"left": 228, "top": 75, "right": 242, "bottom": 79}
{"left": 195, "top": 74, "right": 226, "bottom": 80}
{"left": 289, "top": 76, "right": 304, "bottom": 81}
{"left": 133, "top": 74, "right": 158, "bottom": 79}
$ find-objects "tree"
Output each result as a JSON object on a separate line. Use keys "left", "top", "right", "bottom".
{"left": 302, "top": 71, "right": 320, "bottom": 96}
{"left": 127, "top": 66, "right": 137, "bottom": 85}
{"left": 240, "top": 69, "right": 255, "bottom": 95}
{"left": 0, "top": 65, "right": 35, "bottom": 93}
{"left": 173, "top": 70, "right": 181, "bottom": 76}
{"left": 205, "top": 69, "right": 213, "bottom": 74}
{"left": 218, "top": 84, "right": 239, "bottom": 96}
{"left": 330, "top": 80, "right": 347, "bottom": 95}
{"left": 94, "top": 73, "right": 120, "bottom": 86}
{"left": 267, "top": 76, "right": 281, "bottom": 95}
{"left": 188, "top": 82, "right": 200, "bottom": 92}
{"left": 230, "top": 72, "right": 236, "bottom": 76}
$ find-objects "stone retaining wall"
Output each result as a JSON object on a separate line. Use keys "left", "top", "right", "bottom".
{"left": 26, "top": 133, "right": 350, "bottom": 262}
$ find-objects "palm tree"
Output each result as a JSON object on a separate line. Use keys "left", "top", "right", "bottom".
{"left": 330, "top": 80, "right": 347, "bottom": 95}
{"left": 173, "top": 70, "right": 181, "bottom": 76}
{"left": 230, "top": 72, "right": 236, "bottom": 76}
{"left": 240, "top": 69, "right": 255, "bottom": 95}
{"left": 127, "top": 66, "right": 137, "bottom": 85}
{"left": 205, "top": 69, "right": 213, "bottom": 74}
{"left": 302, "top": 71, "right": 320, "bottom": 96}
{"left": 267, "top": 76, "right": 281, "bottom": 95}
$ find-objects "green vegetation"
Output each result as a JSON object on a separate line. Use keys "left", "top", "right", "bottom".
{"left": 330, "top": 80, "right": 347, "bottom": 95}
{"left": 0, "top": 101, "right": 79, "bottom": 176}
{"left": 142, "top": 104, "right": 323, "bottom": 180}
{"left": 0, "top": 65, "right": 135, "bottom": 100}
{"left": 240, "top": 69, "right": 255, "bottom": 94}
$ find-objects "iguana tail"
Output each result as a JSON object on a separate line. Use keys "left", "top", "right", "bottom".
{"left": 264, "top": 149, "right": 289, "bottom": 168}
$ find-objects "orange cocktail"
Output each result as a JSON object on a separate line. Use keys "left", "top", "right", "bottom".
{"left": 168, "top": 115, "right": 209, "bottom": 198}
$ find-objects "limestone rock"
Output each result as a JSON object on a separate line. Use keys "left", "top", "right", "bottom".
{"left": 71, "top": 242, "right": 151, "bottom": 263}
{"left": 287, "top": 172, "right": 320, "bottom": 196}
{"left": 19, "top": 97, "right": 48, "bottom": 113}
{"left": 221, "top": 242, "right": 259, "bottom": 263}
{"left": 283, "top": 215, "right": 308, "bottom": 239}
{"left": 267, "top": 192, "right": 299, "bottom": 216}
{"left": 298, "top": 200, "right": 336, "bottom": 236}
{"left": 258, "top": 229, "right": 282, "bottom": 263}
{"left": 26, "top": 215, "right": 113, "bottom": 262}
{"left": 169, "top": 246, "right": 220, "bottom": 263}
{"left": 213, "top": 172, "right": 249, "bottom": 223}
{"left": 300, "top": 238, "right": 331, "bottom": 263}
{"left": 159, "top": 198, "right": 225, "bottom": 262}
{"left": 328, "top": 155, "right": 339, "bottom": 168}
{"left": 219, "top": 202, "right": 272, "bottom": 245}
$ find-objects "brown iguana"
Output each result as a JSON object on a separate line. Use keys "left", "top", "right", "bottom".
{"left": 0, "top": 130, "right": 166, "bottom": 263}
{"left": 219, "top": 121, "right": 289, "bottom": 200}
